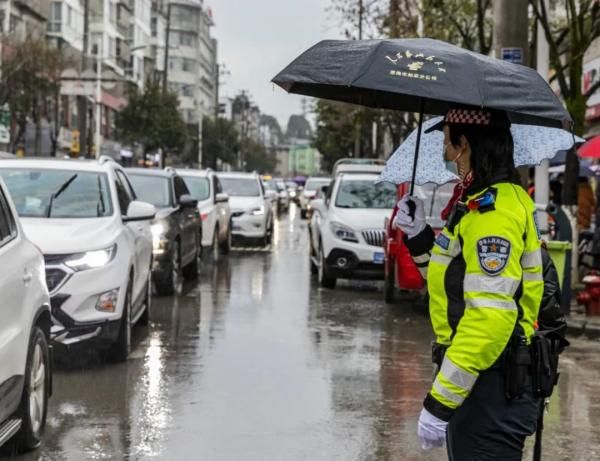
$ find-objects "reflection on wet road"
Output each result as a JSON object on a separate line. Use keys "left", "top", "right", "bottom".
{"left": 6, "top": 207, "right": 600, "bottom": 460}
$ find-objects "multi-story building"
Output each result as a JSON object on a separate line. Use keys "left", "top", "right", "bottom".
{"left": 584, "top": 37, "right": 600, "bottom": 138}
{"left": 150, "top": 0, "right": 167, "bottom": 80}
{"left": 166, "top": 0, "right": 217, "bottom": 164}
{"left": 0, "top": 0, "right": 50, "bottom": 40}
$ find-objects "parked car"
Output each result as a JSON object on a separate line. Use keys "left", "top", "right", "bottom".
{"left": 383, "top": 182, "right": 455, "bottom": 303}
{"left": 0, "top": 176, "right": 52, "bottom": 452}
{"left": 217, "top": 172, "right": 275, "bottom": 246}
{"left": 126, "top": 167, "right": 201, "bottom": 295}
{"left": 0, "top": 157, "right": 156, "bottom": 362}
{"left": 178, "top": 168, "right": 232, "bottom": 262}
{"left": 261, "top": 178, "right": 281, "bottom": 215}
{"left": 300, "top": 177, "right": 330, "bottom": 219}
{"left": 308, "top": 169, "right": 396, "bottom": 288}
{"left": 273, "top": 179, "right": 290, "bottom": 212}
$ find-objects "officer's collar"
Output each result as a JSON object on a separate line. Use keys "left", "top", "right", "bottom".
{"left": 466, "top": 168, "right": 516, "bottom": 197}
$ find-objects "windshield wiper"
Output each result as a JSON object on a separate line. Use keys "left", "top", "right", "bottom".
{"left": 46, "top": 174, "right": 78, "bottom": 218}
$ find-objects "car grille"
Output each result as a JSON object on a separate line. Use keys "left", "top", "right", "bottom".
{"left": 362, "top": 230, "right": 385, "bottom": 247}
{"left": 231, "top": 211, "right": 245, "bottom": 218}
{"left": 46, "top": 268, "right": 68, "bottom": 292}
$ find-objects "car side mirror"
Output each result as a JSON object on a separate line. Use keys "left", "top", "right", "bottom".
{"left": 310, "top": 198, "right": 325, "bottom": 215}
{"left": 123, "top": 200, "right": 156, "bottom": 222}
{"left": 320, "top": 185, "right": 329, "bottom": 197}
{"left": 215, "top": 192, "right": 229, "bottom": 203}
{"left": 265, "top": 190, "right": 278, "bottom": 200}
{"left": 179, "top": 194, "right": 198, "bottom": 209}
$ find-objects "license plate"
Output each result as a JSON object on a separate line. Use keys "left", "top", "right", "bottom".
{"left": 373, "top": 251, "right": 384, "bottom": 264}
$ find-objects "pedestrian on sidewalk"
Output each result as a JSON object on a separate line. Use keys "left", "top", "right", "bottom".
{"left": 394, "top": 107, "right": 543, "bottom": 460}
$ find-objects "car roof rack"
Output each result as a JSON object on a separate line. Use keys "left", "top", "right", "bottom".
{"left": 332, "top": 158, "right": 385, "bottom": 176}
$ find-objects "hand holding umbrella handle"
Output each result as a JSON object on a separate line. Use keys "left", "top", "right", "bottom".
{"left": 407, "top": 199, "right": 417, "bottom": 219}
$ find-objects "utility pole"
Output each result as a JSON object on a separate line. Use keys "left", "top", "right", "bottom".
{"left": 162, "top": 2, "right": 172, "bottom": 93}
{"left": 354, "top": 0, "right": 364, "bottom": 158}
{"left": 535, "top": 0, "right": 550, "bottom": 235}
{"left": 492, "top": 0, "right": 528, "bottom": 186}
{"left": 78, "top": 0, "right": 90, "bottom": 158}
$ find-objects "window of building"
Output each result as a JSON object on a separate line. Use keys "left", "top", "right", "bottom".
{"left": 48, "top": 1, "right": 62, "bottom": 33}
{"left": 182, "top": 58, "right": 195, "bottom": 72}
{"left": 151, "top": 17, "right": 157, "bottom": 37}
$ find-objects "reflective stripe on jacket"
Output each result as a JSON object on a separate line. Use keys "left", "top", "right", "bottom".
{"left": 405, "top": 182, "right": 544, "bottom": 421}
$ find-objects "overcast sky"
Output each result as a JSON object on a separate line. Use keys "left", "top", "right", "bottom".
{"left": 210, "top": 0, "right": 342, "bottom": 131}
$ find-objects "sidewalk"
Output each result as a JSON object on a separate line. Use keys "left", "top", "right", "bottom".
{"left": 567, "top": 299, "right": 600, "bottom": 340}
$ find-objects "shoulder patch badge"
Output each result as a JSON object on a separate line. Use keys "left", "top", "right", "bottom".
{"left": 477, "top": 236, "right": 511, "bottom": 276}
{"left": 435, "top": 233, "right": 450, "bottom": 250}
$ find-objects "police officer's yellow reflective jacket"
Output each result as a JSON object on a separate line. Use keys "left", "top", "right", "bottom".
{"left": 405, "top": 182, "right": 544, "bottom": 422}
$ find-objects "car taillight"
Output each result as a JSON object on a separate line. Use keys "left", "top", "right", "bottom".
{"left": 201, "top": 213, "right": 209, "bottom": 221}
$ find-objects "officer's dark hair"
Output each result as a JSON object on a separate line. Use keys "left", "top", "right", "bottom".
{"left": 447, "top": 110, "right": 520, "bottom": 192}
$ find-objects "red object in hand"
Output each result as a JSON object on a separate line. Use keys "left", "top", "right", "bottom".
{"left": 577, "top": 272, "right": 600, "bottom": 316}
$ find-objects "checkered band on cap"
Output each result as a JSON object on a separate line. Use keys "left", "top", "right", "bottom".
{"left": 444, "top": 108, "right": 492, "bottom": 126}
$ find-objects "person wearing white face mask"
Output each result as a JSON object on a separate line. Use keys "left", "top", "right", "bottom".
{"left": 394, "top": 107, "right": 544, "bottom": 460}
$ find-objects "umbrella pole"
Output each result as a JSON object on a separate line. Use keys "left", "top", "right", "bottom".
{"left": 410, "top": 99, "right": 426, "bottom": 196}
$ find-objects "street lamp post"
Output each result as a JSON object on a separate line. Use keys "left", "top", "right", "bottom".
{"left": 95, "top": 38, "right": 102, "bottom": 158}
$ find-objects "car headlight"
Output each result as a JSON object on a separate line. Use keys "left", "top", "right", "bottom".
{"left": 151, "top": 222, "right": 169, "bottom": 252}
{"left": 330, "top": 222, "right": 359, "bottom": 243}
{"left": 64, "top": 244, "right": 117, "bottom": 271}
{"left": 251, "top": 205, "right": 265, "bottom": 216}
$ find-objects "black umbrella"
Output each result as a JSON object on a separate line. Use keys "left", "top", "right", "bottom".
{"left": 273, "top": 38, "right": 571, "bottom": 194}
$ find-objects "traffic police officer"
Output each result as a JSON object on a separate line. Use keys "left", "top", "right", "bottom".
{"left": 395, "top": 108, "right": 543, "bottom": 460}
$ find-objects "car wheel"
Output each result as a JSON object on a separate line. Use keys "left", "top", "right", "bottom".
{"left": 14, "top": 326, "right": 49, "bottom": 452}
{"left": 384, "top": 257, "right": 396, "bottom": 304}
{"left": 264, "top": 218, "right": 274, "bottom": 247}
{"left": 138, "top": 268, "right": 152, "bottom": 326}
{"left": 156, "top": 241, "right": 183, "bottom": 295}
{"left": 110, "top": 279, "right": 132, "bottom": 362}
{"left": 210, "top": 228, "right": 220, "bottom": 262}
{"left": 220, "top": 224, "right": 231, "bottom": 254}
{"left": 183, "top": 237, "right": 201, "bottom": 280}
{"left": 318, "top": 245, "right": 336, "bottom": 289}
{"left": 309, "top": 242, "right": 318, "bottom": 275}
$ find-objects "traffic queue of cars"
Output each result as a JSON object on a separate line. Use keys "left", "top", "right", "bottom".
{"left": 0, "top": 156, "right": 285, "bottom": 453}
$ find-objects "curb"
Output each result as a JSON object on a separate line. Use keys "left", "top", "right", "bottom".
{"left": 567, "top": 318, "right": 600, "bottom": 340}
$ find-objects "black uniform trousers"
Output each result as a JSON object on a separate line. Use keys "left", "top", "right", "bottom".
{"left": 446, "top": 368, "right": 539, "bottom": 461}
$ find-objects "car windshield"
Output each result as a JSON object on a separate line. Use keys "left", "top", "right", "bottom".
{"left": 219, "top": 177, "right": 260, "bottom": 197}
{"left": 276, "top": 182, "right": 286, "bottom": 191}
{"left": 181, "top": 176, "right": 210, "bottom": 201}
{"left": 335, "top": 179, "right": 396, "bottom": 209}
{"left": 0, "top": 168, "right": 113, "bottom": 218}
{"left": 128, "top": 174, "right": 171, "bottom": 208}
{"left": 305, "top": 179, "right": 330, "bottom": 191}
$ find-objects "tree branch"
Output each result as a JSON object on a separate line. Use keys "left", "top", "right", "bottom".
{"left": 585, "top": 78, "right": 600, "bottom": 101}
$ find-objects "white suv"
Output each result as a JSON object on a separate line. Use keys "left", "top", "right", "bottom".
{"left": 217, "top": 172, "right": 275, "bottom": 246}
{"left": 177, "top": 168, "right": 232, "bottom": 261}
{"left": 308, "top": 172, "right": 396, "bottom": 288}
{"left": 0, "top": 157, "right": 156, "bottom": 362}
{"left": 0, "top": 177, "right": 51, "bottom": 452}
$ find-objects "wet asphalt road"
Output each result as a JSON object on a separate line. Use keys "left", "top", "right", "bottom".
{"left": 5, "top": 206, "right": 600, "bottom": 460}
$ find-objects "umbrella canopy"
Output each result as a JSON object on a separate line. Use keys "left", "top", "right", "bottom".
{"left": 549, "top": 160, "right": 593, "bottom": 177}
{"left": 379, "top": 117, "right": 583, "bottom": 185}
{"left": 273, "top": 38, "right": 571, "bottom": 129}
{"left": 578, "top": 135, "right": 600, "bottom": 159}
{"left": 379, "top": 117, "right": 459, "bottom": 185}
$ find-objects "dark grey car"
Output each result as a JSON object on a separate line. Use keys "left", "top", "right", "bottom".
{"left": 126, "top": 168, "right": 201, "bottom": 296}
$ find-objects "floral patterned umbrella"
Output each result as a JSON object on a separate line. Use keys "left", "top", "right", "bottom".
{"left": 379, "top": 117, "right": 583, "bottom": 185}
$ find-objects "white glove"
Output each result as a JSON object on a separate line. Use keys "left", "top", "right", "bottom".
{"left": 393, "top": 195, "right": 426, "bottom": 238}
{"left": 417, "top": 408, "right": 448, "bottom": 450}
